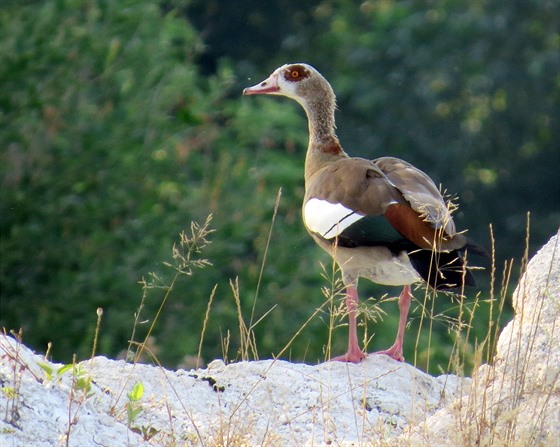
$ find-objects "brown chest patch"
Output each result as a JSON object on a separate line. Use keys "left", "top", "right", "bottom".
{"left": 322, "top": 142, "right": 344, "bottom": 155}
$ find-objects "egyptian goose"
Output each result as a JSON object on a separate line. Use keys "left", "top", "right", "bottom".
{"left": 243, "top": 63, "right": 484, "bottom": 363}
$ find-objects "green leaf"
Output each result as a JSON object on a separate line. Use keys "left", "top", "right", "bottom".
{"left": 128, "top": 382, "right": 144, "bottom": 402}
{"left": 37, "top": 362, "right": 53, "bottom": 380}
{"left": 57, "top": 364, "right": 73, "bottom": 377}
{"left": 75, "top": 376, "right": 92, "bottom": 393}
{"left": 1, "top": 386, "right": 17, "bottom": 399}
{"left": 127, "top": 405, "right": 143, "bottom": 423}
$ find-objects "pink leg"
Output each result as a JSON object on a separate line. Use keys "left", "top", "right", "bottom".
{"left": 331, "top": 285, "right": 367, "bottom": 363}
{"left": 374, "top": 285, "right": 412, "bottom": 362}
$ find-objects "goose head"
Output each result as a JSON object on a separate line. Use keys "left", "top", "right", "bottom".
{"left": 243, "top": 63, "right": 336, "bottom": 111}
{"left": 243, "top": 63, "right": 341, "bottom": 153}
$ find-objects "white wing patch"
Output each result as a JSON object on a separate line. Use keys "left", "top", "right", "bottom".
{"left": 303, "top": 198, "right": 365, "bottom": 239}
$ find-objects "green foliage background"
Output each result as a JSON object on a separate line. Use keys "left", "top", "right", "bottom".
{"left": 1, "top": 0, "right": 559, "bottom": 372}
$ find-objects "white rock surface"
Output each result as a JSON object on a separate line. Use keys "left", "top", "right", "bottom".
{"left": 403, "top": 231, "right": 560, "bottom": 447}
{"left": 1, "top": 335, "right": 466, "bottom": 446}
{"left": 1, "top": 232, "right": 558, "bottom": 446}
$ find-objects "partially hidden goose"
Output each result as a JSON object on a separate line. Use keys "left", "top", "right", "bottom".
{"left": 243, "top": 63, "right": 485, "bottom": 363}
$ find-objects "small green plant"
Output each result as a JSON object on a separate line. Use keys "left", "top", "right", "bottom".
{"left": 1, "top": 311, "right": 104, "bottom": 445}
{"left": 125, "top": 381, "right": 159, "bottom": 440}
{"left": 57, "top": 308, "right": 103, "bottom": 447}
{"left": 0, "top": 387, "right": 17, "bottom": 400}
{"left": 1, "top": 330, "right": 24, "bottom": 428}
{"left": 70, "top": 363, "right": 94, "bottom": 397}
{"left": 48, "top": 358, "right": 95, "bottom": 447}
{"left": 126, "top": 381, "right": 144, "bottom": 426}
{"left": 37, "top": 362, "right": 73, "bottom": 382}
{"left": 1, "top": 384, "right": 19, "bottom": 430}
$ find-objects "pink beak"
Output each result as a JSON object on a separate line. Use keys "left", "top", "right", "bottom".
{"left": 243, "top": 74, "right": 280, "bottom": 95}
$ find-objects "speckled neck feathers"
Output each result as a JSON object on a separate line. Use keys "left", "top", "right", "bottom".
{"left": 296, "top": 75, "right": 348, "bottom": 181}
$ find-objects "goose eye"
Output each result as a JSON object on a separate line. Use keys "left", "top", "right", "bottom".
{"left": 285, "top": 65, "right": 310, "bottom": 82}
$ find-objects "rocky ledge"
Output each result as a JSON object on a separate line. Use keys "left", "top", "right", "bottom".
{"left": 1, "top": 232, "right": 558, "bottom": 446}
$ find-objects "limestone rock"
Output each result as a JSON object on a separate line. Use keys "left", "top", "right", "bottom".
{"left": 404, "top": 231, "right": 560, "bottom": 447}
{"left": 0, "top": 336, "right": 466, "bottom": 446}
{"left": 1, "top": 232, "right": 558, "bottom": 446}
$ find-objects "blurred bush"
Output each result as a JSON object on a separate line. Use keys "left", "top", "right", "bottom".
{"left": 1, "top": 0, "right": 558, "bottom": 372}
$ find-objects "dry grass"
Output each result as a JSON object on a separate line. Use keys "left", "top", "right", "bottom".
{"left": 2, "top": 211, "right": 557, "bottom": 447}
{"left": 151, "top": 213, "right": 555, "bottom": 446}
